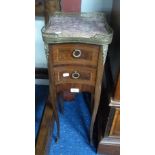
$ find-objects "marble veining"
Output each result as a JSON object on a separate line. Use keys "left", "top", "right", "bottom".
{"left": 44, "top": 13, "right": 108, "bottom": 38}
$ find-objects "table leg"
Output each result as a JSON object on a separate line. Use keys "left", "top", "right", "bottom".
{"left": 48, "top": 54, "right": 60, "bottom": 143}
{"left": 90, "top": 93, "right": 94, "bottom": 115}
{"left": 90, "top": 49, "right": 104, "bottom": 145}
{"left": 49, "top": 91, "right": 60, "bottom": 143}
{"left": 58, "top": 92, "right": 64, "bottom": 114}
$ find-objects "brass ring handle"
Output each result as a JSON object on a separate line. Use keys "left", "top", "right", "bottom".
{"left": 72, "top": 49, "right": 81, "bottom": 58}
{"left": 71, "top": 71, "right": 80, "bottom": 79}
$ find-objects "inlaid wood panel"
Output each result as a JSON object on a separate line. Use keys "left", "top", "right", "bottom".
{"left": 49, "top": 44, "right": 99, "bottom": 67}
{"left": 52, "top": 66, "right": 97, "bottom": 86}
{"left": 56, "top": 83, "right": 95, "bottom": 93}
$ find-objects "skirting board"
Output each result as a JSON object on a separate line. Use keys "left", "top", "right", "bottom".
{"left": 35, "top": 79, "right": 49, "bottom": 85}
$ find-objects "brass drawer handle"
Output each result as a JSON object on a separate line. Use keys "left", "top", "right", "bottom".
{"left": 71, "top": 71, "right": 80, "bottom": 79}
{"left": 72, "top": 49, "right": 81, "bottom": 58}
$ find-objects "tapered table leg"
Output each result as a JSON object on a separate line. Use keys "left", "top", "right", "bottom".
{"left": 90, "top": 49, "right": 104, "bottom": 145}
{"left": 49, "top": 91, "right": 60, "bottom": 142}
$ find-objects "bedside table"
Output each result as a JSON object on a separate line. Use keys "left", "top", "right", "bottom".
{"left": 41, "top": 12, "right": 113, "bottom": 145}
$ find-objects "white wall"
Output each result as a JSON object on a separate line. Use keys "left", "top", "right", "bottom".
{"left": 35, "top": 17, "right": 47, "bottom": 68}
{"left": 81, "top": 0, "right": 113, "bottom": 13}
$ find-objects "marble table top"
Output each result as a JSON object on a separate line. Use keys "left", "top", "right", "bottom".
{"left": 44, "top": 12, "right": 109, "bottom": 38}
{"left": 42, "top": 12, "right": 113, "bottom": 45}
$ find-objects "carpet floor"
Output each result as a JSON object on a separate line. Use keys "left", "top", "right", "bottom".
{"left": 35, "top": 85, "right": 97, "bottom": 155}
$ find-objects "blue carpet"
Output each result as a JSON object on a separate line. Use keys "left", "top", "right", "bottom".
{"left": 35, "top": 85, "right": 97, "bottom": 155}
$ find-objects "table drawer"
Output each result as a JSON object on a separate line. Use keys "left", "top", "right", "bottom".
{"left": 56, "top": 83, "right": 95, "bottom": 93}
{"left": 49, "top": 44, "right": 99, "bottom": 67}
{"left": 53, "top": 66, "right": 96, "bottom": 86}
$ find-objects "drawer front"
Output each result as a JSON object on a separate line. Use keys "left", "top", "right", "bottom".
{"left": 56, "top": 83, "right": 95, "bottom": 93}
{"left": 109, "top": 108, "right": 120, "bottom": 137}
{"left": 49, "top": 44, "right": 99, "bottom": 67}
{"left": 53, "top": 66, "right": 96, "bottom": 86}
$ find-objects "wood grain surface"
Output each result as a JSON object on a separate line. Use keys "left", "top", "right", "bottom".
{"left": 49, "top": 43, "right": 99, "bottom": 67}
